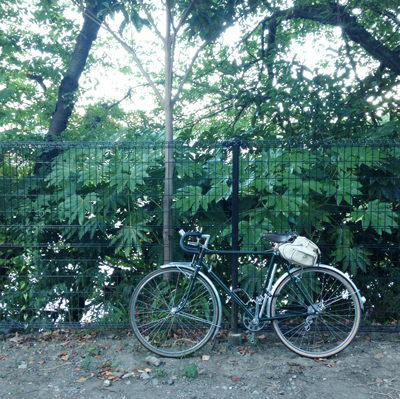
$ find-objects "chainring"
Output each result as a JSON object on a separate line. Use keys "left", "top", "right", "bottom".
{"left": 242, "top": 307, "right": 267, "bottom": 332}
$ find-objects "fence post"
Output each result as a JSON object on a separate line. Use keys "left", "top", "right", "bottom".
{"left": 228, "top": 138, "right": 241, "bottom": 344}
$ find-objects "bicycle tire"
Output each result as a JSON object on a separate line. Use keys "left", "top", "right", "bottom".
{"left": 270, "top": 266, "right": 361, "bottom": 358}
{"left": 129, "top": 266, "right": 220, "bottom": 357}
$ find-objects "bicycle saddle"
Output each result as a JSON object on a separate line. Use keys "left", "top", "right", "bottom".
{"left": 260, "top": 232, "right": 297, "bottom": 243}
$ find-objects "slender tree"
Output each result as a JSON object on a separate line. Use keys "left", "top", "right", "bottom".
{"left": 82, "top": 0, "right": 242, "bottom": 263}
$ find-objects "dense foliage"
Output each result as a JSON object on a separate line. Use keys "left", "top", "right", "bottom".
{"left": 1, "top": 139, "right": 399, "bottom": 325}
{"left": 0, "top": 0, "right": 399, "bottom": 326}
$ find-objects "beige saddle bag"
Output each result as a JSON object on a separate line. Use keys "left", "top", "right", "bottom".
{"left": 279, "top": 236, "right": 321, "bottom": 267}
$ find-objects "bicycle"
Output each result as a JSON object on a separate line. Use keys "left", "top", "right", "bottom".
{"left": 129, "top": 231, "right": 364, "bottom": 358}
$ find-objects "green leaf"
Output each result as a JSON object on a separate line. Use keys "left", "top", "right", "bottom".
{"left": 129, "top": 163, "right": 149, "bottom": 189}
{"left": 262, "top": 192, "right": 306, "bottom": 216}
{"left": 238, "top": 263, "right": 268, "bottom": 296}
{"left": 0, "top": 88, "right": 14, "bottom": 102}
{"left": 109, "top": 220, "right": 149, "bottom": 257}
{"left": 351, "top": 200, "right": 397, "bottom": 234}
{"left": 330, "top": 225, "right": 353, "bottom": 247}
{"left": 175, "top": 159, "right": 202, "bottom": 178}
{"left": 174, "top": 185, "right": 209, "bottom": 213}
{"left": 301, "top": 180, "right": 325, "bottom": 195}
{"left": 45, "top": 162, "right": 73, "bottom": 186}
{"left": 336, "top": 171, "right": 361, "bottom": 205}
{"left": 332, "top": 246, "right": 371, "bottom": 276}
{"left": 330, "top": 226, "right": 370, "bottom": 275}
{"left": 59, "top": 193, "right": 96, "bottom": 225}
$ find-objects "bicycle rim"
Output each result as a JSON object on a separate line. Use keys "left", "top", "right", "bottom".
{"left": 129, "top": 267, "right": 219, "bottom": 357}
{"left": 271, "top": 267, "right": 361, "bottom": 358}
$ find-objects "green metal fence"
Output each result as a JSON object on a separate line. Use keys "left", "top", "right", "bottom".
{"left": 0, "top": 140, "right": 399, "bottom": 332}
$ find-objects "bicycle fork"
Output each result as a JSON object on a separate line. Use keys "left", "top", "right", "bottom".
{"left": 160, "top": 262, "right": 223, "bottom": 340}
{"left": 169, "top": 269, "right": 199, "bottom": 315}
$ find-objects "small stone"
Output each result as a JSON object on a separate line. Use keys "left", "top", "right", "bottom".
{"left": 146, "top": 356, "right": 161, "bottom": 367}
{"left": 168, "top": 378, "right": 174, "bottom": 385}
{"left": 18, "top": 364, "right": 28, "bottom": 369}
{"left": 122, "top": 372, "right": 135, "bottom": 379}
{"left": 103, "top": 379, "right": 111, "bottom": 387}
{"left": 141, "top": 372, "right": 150, "bottom": 380}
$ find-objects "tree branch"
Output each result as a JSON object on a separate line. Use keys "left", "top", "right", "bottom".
{"left": 106, "top": 88, "right": 132, "bottom": 110}
{"left": 177, "top": 101, "right": 234, "bottom": 130}
{"left": 87, "top": 88, "right": 132, "bottom": 129}
{"left": 136, "top": 0, "right": 165, "bottom": 45}
{"left": 172, "top": 11, "right": 238, "bottom": 107}
{"left": 249, "top": 5, "right": 400, "bottom": 76}
{"left": 81, "top": 6, "right": 165, "bottom": 107}
{"left": 265, "top": 18, "right": 277, "bottom": 80}
{"left": 341, "top": 29, "right": 363, "bottom": 90}
{"left": 100, "top": 20, "right": 165, "bottom": 106}
{"left": 175, "top": 0, "right": 198, "bottom": 34}
{"left": 284, "top": 5, "right": 400, "bottom": 76}
{"left": 172, "top": 38, "right": 212, "bottom": 106}
{"left": 26, "top": 72, "right": 47, "bottom": 92}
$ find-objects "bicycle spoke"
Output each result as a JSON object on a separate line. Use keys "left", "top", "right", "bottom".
{"left": 130, "top": 267, "right": 219, "bottom": 357}
{"left": 271, "top": 267, "right": 361, "bottom": 358}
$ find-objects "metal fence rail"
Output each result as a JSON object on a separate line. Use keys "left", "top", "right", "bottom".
{"left": 0, "top": 140, "right": 399, "bottom": 332}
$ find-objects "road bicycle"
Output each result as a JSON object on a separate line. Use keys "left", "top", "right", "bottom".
{"left": 129, "top": 231, "right": 364, "bottom": 358}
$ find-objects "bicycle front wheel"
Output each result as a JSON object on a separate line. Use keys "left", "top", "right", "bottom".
{"left": 270, "top": 266, "right": 361, "bottom": 358}
{"left": 129, "top": 266, "right": 220, "bottom": 357}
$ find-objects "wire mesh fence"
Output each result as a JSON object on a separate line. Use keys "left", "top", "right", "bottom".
{"left": 0, "top": 140, "right": 399, "bottom": 332}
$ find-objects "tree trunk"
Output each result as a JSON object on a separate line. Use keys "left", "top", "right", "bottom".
{"left": 163, "top": 7, "right": 174, "bottom": 264}
{"left": 47, "top": 4, "right": 103, "bottom": 137}
{"left": 163, "top": 109, "right": 174, "bottom": 264}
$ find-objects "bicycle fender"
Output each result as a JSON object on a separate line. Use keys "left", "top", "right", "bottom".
{"left": 160, "top": 262, "right": 223, "bottom": 340}
{"left": 266, "top": 264, "right": 364, "bottom": 318}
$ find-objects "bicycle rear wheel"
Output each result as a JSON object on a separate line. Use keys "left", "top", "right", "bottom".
{"left": 270, "top": 266, "right": 361, "bottom": 358}
{"left": 129, "top": 266, "right": 219, "bottom": 357}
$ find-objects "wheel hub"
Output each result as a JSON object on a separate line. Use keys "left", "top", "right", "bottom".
{"left": 305, "top": 303, "right": 325, "bottom": 331}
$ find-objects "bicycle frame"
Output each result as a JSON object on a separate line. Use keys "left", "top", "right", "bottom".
{"left": 172, "top": 245, "right": 319, "bottom": 324}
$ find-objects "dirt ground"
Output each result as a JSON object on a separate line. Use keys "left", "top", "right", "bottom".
{"left": 1, "top": 329, "right": 399, "bottom": 399}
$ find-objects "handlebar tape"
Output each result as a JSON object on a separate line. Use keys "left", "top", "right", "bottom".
{"left": 179, "top": 232, "right": 202, "bottom": 254}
